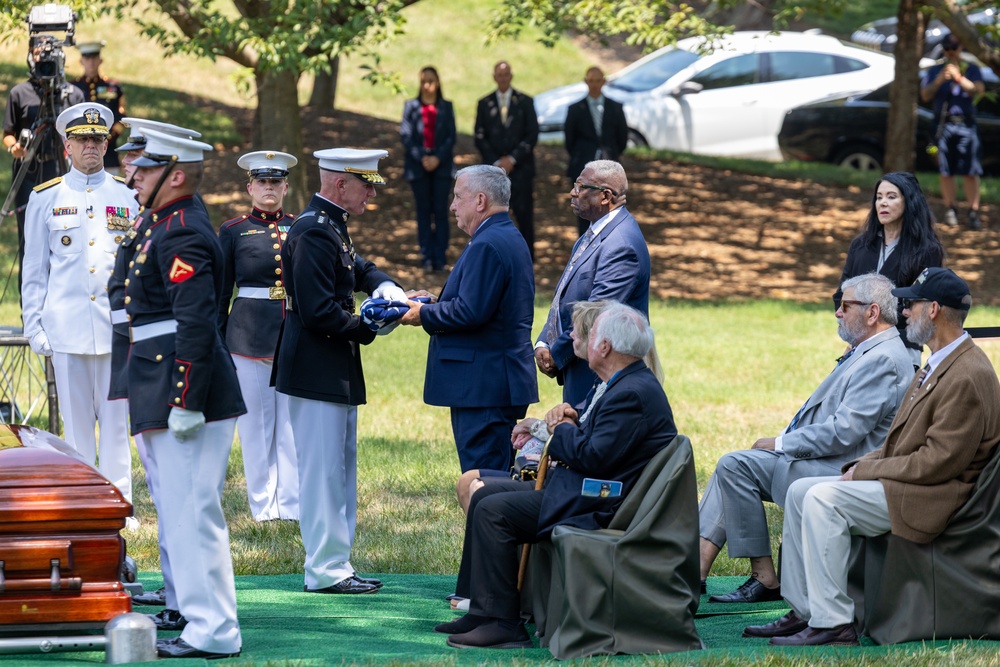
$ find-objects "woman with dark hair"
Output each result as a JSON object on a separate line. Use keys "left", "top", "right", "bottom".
{"left": 834, "top": 171, "right": 945, "bottom": 365}
{"left": 400, "top": 66, "right": 456, "bottom": 272}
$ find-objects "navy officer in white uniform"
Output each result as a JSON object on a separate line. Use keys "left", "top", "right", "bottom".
{"left": 219, "top": 150, "right": 299, "bottom": 522}
{"left": 126, "top": 128, "right": 244, "bottom": 659}
{"left": 272, "top": 148, "right": 407, "bottom": 594}
{"left": 21, "top": 102, "right": 136, "bottom": 515}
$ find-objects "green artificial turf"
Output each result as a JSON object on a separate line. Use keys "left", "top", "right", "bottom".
{"left": 1, "top": 575, "right": 996, "bottom": 666}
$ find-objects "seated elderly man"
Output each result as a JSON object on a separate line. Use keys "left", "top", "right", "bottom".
{"left": 745, "top": 268, "right": 1000, "bottom": 646}
{"left": 435, "top": 301, "right": 677, "bottom": 649}
{"left": 700, "top": 273, "right": 914, "bottom": 603}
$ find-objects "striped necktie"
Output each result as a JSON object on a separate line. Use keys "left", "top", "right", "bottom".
{"left": 544, "top": 228, "right": 596, "bottom": 344}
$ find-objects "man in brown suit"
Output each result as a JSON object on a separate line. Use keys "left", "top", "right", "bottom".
{"left": 744, "top": 267, "right": 1000, "bottom": 647}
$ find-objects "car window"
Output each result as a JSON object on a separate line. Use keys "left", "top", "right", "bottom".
{"left": 689, "top": 54, "right": 759, "bottom": 90}
{"left": 609, "top": 48, "right": 701, "bottom": 93}
{"left": 768, "top": 52, "right": 870, "bottom": 82}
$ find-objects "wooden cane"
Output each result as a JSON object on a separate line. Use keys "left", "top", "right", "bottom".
{"left": 516, "top": 435, "right": 552, "bottom": 591}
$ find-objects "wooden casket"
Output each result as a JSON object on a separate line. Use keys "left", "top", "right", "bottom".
{"left": 0, "top": 425, "right": 132, "bottom": 632}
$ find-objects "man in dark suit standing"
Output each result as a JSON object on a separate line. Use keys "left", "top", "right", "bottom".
{"left": 434, "top": 302, "right": 677, "bottom": 649}
{"left": 564, "top": 67, "right": 629, "bottom": 236}
{"left": 401, "top": 165, "right": 537, "bottom": 473}
{"left": 474, "top": 61, "right": 538, "bottom": 259}
{"left": 535, "top": 160, "right": 650, "bottom": 408}
{"left": 273, "top": 148, "right": 406, "bottom": 596}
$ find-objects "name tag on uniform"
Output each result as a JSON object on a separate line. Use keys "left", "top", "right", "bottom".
{"left": 581, "top": 478, "right": 622, "bottom": 498}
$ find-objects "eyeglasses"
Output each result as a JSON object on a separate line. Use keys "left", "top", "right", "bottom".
{"left": 838, "top": 300, "right": 871, "bottom": 312}
{"left": 572, "top": 181, "right": 617, "bottom": 196}
{"left": 900, "top": 298, "right": 929, "bottom": 309}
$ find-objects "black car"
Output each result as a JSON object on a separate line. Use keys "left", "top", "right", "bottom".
{"left": 851, "top": 6, "right": 999, "bottom": 55}
{"left": 777, "top": 78, "right": 1000, "bottom": 173}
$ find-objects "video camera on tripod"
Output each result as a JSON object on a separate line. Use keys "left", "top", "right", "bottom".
{"left": 0, "top": 4, "right": 77, "bottom": 221}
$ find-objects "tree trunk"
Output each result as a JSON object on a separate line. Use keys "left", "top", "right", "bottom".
{"left": 884, "top": 0, "right": 926, "bottom": 173}
{"left": 254, "top": 68, "right": 309, "bottom": 212}
{"left": 307, "top": 56, "right": 340, "bottom": 112}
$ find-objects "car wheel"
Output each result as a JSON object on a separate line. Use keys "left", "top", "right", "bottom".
{"left": 833, "top": 145, "right": 883, "bottom": 171}
{"left": 627, "top": 129, "right": 647, "bottom": 149}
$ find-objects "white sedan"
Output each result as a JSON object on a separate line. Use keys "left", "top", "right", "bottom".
{"left": 535, "top": 31, "right": 898, "bottom": 161}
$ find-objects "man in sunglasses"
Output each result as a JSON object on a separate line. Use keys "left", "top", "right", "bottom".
{"left": 748, "top": 267, "right": 1000, "bottom": 646}
{"left": 535, "top": 159, "right": 649, "bottom": 409}
{"left": 20, "top": 102, "right": 136, "bottom": 511}
{"left": 920, "top": 34, "right": 985, "bottom": 229}
{"left": 700, "top": 273, "right": 913, "bottom": 605}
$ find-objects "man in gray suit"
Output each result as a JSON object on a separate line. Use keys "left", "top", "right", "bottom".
{"left": 700, "top": 273, "right": 915, "bottom": 603}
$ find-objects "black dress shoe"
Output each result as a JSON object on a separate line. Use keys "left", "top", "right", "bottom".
{"left": 147, "top": 609, "right": 188, "bottom": 631}
{"left": 434, "top": 613, "right": 488, "bottom": 634}
{"left": 743, "top": 611, "right": 808, "bottom": 638}
{"left": 156, "top": 637, "right": 241, "bottom": 659}
{"left": 770, "top": 623, "right": 859, "bottom": 646}
{"left": 709, "top": 577, "right": 782, "bottom": 603}
{"left": 304, "top": 577, "right": 379, "bottom": 594}
{"left": 132, "top": 587, "right": 166, "bottom": 606}
{"left": 447, "top": 619, "right": 532, "bottom": 649}
{"left": 353, "top": 574, "right": 383, "bottom": 589}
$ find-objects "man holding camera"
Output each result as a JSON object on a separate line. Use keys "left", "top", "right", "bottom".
{"left": 3, "top": 35, "right": 84, "bottom": 290}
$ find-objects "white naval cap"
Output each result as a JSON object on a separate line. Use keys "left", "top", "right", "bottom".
{"left": 56, "top": 102, "right": 113, "bottom": 138}
{"left": 314, "top": 147, "right": 388, "bottom": 185}
{"left": 238, "top": 150, "right": 298, "bottom": 179}
{"left": 130, "top": 127, "right": 214, "bottom": 168}
{"left": 117, "top": 118, "right": 202, "bottom": 153}
{"left": 77, "top": 41, "right": 106, "bottom": 57}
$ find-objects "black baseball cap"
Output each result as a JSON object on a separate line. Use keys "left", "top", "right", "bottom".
{"left": 892, "top": 267, "right": 971, "bottom": 311}
{"left": 942, "top": 34, "right": 962, "bottom": 50}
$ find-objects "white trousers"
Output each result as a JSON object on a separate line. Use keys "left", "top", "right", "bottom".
{"left": 782, "top": 476, "right": 891, "bottom": 629}
{"left": 286, "top": 395, "right": 357, "bottom": 589}
{"left": 133, "top": 431, "right": 176, "bottom": 608}
{"left": 232, "top": 355, "right": 299, "bottom": 521}
{"left": 51, "top": 352, "right": 132, "bottom": 503}
{"left": 144, "top": 421, "right": 241, "bottom": 654}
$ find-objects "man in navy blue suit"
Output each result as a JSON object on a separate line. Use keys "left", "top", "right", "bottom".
{"left": 535, "top": 160, "right": 650, "bottom": 408}
{"left": 400, "top": 164, "right": 538, "bottom": 473}
{"left": 434, "top": 302, "right": 677, "bottom": 649}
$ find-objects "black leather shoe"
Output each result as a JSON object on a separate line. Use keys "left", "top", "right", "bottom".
{"left": 770, "top": 623, "right": 859, "bottom": 646}
{"left": 709, "top": 577, "right": 782, "bottom": 603}
{"left": 353, "top": 574, "right": 383, "bottom": 589}
{"left": 743, "top": 611, "right": 808, "bottom": 638}
{"left": 147, "top": 609, "right": 188, "bottom": 631}
{"left": 447, "top": 619, "right": 532, "bottom": 649}
{"left": 434, "top": 613, "right": 488, "bottom": 634}
{"left": 132, "top": 587, "right": 166, "bottom": 606}
{"left": 304, "top": 577, "right": 379, "bottom": 594}
{"left": 156, "top": 637, "right": 241, "bottom": 659}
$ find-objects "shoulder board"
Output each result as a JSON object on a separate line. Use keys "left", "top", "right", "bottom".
{"left": 33, "top": 176, "right": 63, "bottom": 193}
{"left": 113, "top": 175, "right": 127, "bottom": 183}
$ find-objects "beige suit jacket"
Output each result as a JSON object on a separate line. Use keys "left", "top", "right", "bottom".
{"left": 852, "top": 337, "right": 1000, "bottom": 543}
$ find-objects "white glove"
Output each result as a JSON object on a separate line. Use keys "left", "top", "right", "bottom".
{"left": 372, "top": 281, "right": 408, "bottom": 303}
{"left": 167, "top": 407, "right": 206, "bottom": 441}
{"left": 29, "top": 330, "right": 53, "bottom": 357}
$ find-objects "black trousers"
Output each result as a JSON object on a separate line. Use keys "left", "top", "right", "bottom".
{"left": 508, "top": 169, "right": 535, "bottom": 260}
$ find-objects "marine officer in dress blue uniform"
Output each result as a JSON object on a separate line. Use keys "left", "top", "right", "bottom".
{"left": 272, "top": 148, "right": 407, "bottom": 595}
{"left": 219, "top": 150, "right": 299, "bottom": 522}
{"left": 126, "top": 128, "right": 244, "bottom": 660}
{"left": 107, "top": 119, "right": 207, "bottom": 619}
{"left": 21, "top": 102, "right": 136, "bottom": 511}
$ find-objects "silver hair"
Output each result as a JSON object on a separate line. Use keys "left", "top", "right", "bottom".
{"left": 591, "top": 301, "right": 653, "bottom": 359}
{"left": 841, "top": 273, "right": 898, "bottom": 326}
{"left": 456, "top": 165, "right": 510, "bottom": 208}
{"left": 585, "top": 159, "right": 628, "bottom": 204}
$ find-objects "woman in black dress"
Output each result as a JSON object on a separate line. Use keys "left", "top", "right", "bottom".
{"left": 834, "top": 171, "right": 945, "bottom": 366}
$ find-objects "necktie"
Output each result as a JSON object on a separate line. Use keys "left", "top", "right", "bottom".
{"left": 590, "top": 99, "right": 603, "bottom": 141}
{"left": 500, "top": 94, "right": 509, "bottom": 125}
{"left": 578, "top": 381, "right": 608, "bottom": 425}
{"left": 910, "top": 363, "right": 930, "bottom": 400}
{"left": 786, "top": 348, "right": 856, "bottom": 433}
{"left": 544, "top": 228, "right": 596, "bottom": 344}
